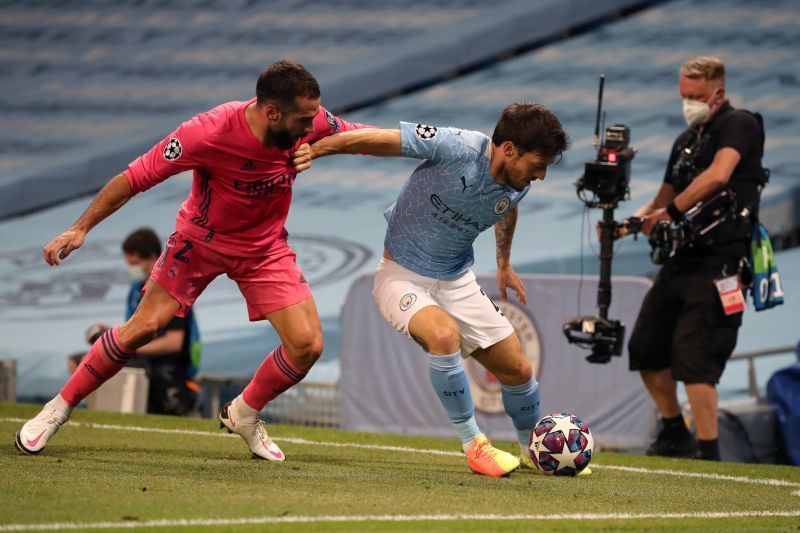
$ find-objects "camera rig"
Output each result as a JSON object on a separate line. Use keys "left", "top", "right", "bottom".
{"left": 563, "top": 75, "right": 637, "bottom": 363}
{"left": 649, "top": 189, "right": 741, "bottom": 264}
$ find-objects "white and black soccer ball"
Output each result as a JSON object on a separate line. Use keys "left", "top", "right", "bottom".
{"left": 163, "top": 137, "right": 183, "bottom": 161}
{"left": 529, "top": 413, "right": 594, "bottom": 476}
{"left": 415, "top": 124, "right": 437, "bottom": 140}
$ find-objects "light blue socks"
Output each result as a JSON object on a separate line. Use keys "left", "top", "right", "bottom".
{"left": 428, "top": 352, "right": 481, "bottom": 445}
{"left": 501, "top": 377, "right": 541, "bottom": 449}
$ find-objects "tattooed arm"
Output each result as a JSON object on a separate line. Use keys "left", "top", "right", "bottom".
{"left": 495, "top": 205, "right": 527, "bottom": 304}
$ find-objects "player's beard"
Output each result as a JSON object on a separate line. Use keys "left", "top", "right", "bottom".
{"left": 267, "top": 125, "right": 299, "bottom": 150}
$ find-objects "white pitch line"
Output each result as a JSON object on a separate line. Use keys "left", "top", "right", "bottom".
{"left": 2, "top": 511, "right": 800, "bottom": 531}
{"left": 3, "top": 417, "right": 800, "bottom": 490}
{"left": 594, "top": 464, "right": 800, "bottom": 488}
{"left": 1, "top": 417, "right": 464, "bottom": 457}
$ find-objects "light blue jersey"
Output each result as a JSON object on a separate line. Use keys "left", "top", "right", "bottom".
{"left": 384, "top": 122, "right": 530, "bottom": 280}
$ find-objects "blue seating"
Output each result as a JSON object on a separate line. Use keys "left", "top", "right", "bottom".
{"left": 0, "top": 0, "right": 641, "bottom": 218}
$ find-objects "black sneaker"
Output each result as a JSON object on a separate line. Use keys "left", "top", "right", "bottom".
{"left": 646, "top": 428, "right": 697, "bottom": 458}
{"left": 693, "top": 450, "right": 721, "bottom": 461}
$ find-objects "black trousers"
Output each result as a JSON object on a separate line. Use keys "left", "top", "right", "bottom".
{"left": 147, "top": 361, "right": 197, "bottom": 416}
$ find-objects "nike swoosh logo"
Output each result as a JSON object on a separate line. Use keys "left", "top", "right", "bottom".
{"left": 261, "top": 437, "right": 283, "bottom": 459}
{"left": 26, "top": 429, "right": 47, "bottom": 448}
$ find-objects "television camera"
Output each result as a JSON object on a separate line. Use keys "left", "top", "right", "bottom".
{"left": 563, "top": 75, "right": 637, "bottom": 363}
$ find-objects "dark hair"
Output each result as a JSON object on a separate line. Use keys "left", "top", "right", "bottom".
{"left": 491, "top": 103, "right": 570, "bottom": 160}
{"left": 256, "top": 60, "right": 321, "bottom": 110}
{"left": 122, "top": 228, "right": 162, "bottom": 259}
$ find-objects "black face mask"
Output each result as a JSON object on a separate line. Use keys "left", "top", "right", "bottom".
{"left": 267, "top": 125, "right": 297, "bottom": 150}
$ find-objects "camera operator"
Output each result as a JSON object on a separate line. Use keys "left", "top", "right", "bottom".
{"left": 624, "top": 56, "right": 767, "bottom": 461}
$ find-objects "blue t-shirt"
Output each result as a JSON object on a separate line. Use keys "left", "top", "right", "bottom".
{"left": 384, "top": 122, "right": 530, "bottom": 280}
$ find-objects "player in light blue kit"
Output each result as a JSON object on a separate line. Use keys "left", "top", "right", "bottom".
{"left": 294, "top": 103, "right": 570, "bottom": 476}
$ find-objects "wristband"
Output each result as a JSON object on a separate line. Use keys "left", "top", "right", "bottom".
{"left": 666, "top": 202, "right": 683, "bottom": 222}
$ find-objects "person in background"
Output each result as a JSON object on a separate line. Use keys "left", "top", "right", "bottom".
{"left": 68, "top": 228, "right": 201, "bottom": 416}
{"left": 623, "top": 56, "right": 768, "bottom": 461}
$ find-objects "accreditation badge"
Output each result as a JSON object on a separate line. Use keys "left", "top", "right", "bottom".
{"left": 714, "top": 275, "right": 746, "bottom": 315}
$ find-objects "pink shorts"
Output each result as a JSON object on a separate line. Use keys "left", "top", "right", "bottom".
{"left": 149, "top": 230, "right": 312, "bottom": 321}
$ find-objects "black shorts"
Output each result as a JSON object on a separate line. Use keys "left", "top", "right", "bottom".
{"left": 628, "top": 256, "right": 743, "bottom": 384}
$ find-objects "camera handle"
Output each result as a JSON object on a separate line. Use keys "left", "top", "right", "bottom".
{"left": 563, "top": 204, "right": 629, "bottom": 364}
{"left": 597, "top": 206, "right": 616, "bottom": 320}
{"left": 594, "top": 212, "right": 646, "bottom": 321}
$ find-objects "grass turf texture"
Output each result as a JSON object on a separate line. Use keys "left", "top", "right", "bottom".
{"left": 1, "top": 402, "right": 799, "bottom": 532}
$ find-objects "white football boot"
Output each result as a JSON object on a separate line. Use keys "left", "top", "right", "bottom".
{"left": 219, "top": 395, "right": 285, "bottom": 461}
{"left": 15, "top": 395, "right": 72, "bottom": 455}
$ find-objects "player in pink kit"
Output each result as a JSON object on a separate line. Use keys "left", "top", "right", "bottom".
{"left": 15, "top": 60, "right": 367, "bottom": 461}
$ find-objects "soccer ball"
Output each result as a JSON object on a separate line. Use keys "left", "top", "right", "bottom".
{"left": 528, "top": 413, "right": 593, "bottom": 476}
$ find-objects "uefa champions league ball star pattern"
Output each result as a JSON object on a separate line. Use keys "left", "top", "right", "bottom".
{"left": 163, "top": 137, "right": 183, "bottom": 161}
{"left": 415, "top": 124, "right": 437, "bottom": 140}
{"left": 529, "top": 413, "right": 593, "bottom": 476}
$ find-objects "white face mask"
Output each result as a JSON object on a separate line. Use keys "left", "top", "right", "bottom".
{"left": 127, "top": 264, "right": 147, "bottom": 283}
{"left": 682, "top": 90, "right": 719, "bottom": 127}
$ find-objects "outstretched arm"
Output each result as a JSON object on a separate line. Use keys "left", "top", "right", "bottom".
{"left": 495, "top": 205, "right": 527, "bottom": 304}
{"left": 293, "top": 129, "right": 401, "bottom": 172}
{"left": 313, "top": 129, "right": 401, "bottom": 158}
{"left": 135, "top": 329, "right": 185, "bottom": 357}
{"left": 43, "top": 174, "right": 133, "bottom": 265}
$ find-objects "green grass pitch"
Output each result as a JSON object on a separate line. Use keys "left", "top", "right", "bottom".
{"left": 1, "top": 402, "right": 799, "bottom": 532}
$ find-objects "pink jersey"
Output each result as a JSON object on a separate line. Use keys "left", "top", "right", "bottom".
{"left": 124, "top": 98, "right": 367, "bottom": 256}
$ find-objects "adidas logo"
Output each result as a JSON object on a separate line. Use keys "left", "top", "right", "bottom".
{"left": 240, "top": 160, "right": 256, "bottom": 170}
{"left": 299, "top": 274, "right": 307, "bottom": 284}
